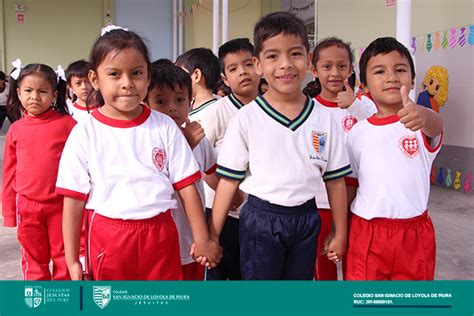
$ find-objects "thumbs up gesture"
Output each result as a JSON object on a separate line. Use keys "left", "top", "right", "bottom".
{"left": 336, "top": 79, "right": 356, "bottom": 109}
{"left": 182, "top": 118, "right": 205, "bottom": 149}
{"left": 397, "top": 85, "right": 428, "bottom": 132}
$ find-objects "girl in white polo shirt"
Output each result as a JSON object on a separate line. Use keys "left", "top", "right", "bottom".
{"left": 56, "top": 26, "right": 221, "bottom": 281}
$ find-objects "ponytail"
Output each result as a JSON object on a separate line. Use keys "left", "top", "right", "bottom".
{"left": 6, "top": 75, "right": 22, "bottom": 121}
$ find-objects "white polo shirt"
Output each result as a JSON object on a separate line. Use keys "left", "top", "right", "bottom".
{"left": 197, "top": 93, "right": 246, "bottom": 217}
{"left": 189, "top": 98, "right": 220, "bottom": 210}
{"left": 346, "top": 114, "right": 442, "bottom": 219}
{"left": 172, "top": 137, "right": 217, "bottom": 265}
{"left": 56, "top": 105, "right": 200, "bottom": 219}
{"left": 217, "top": 95, "right": 351, "bottom": 207}
{"left": 67, "top": 102, "right": 96, "bottom": 123}
{"left": 313, "top": 95, "right": 377, "bottom": 209}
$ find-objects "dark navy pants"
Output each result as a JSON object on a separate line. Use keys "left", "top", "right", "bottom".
{"left": 205, "top": 208, "right": 242, "bottom": 280}
{"left": 239, "top": 195, "right": 321, "bottom": 280}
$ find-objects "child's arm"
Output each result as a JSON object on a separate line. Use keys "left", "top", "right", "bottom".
{"left": 62, "top": 197, "right": 86, "bottom": 280}
{"left": 324, "top": 178, "right": 348, "bottom": 262}
{"left": 208, "top": 177, "right": 240, "bottom": 241}
{"left": 398, "top": 86, "right": 443, "bottom": 137}
{"left": 2, "top": 131, "right": 17, "bottom": 227}
{"left": 177, "top": 183, "right": 222, "bottom": 267}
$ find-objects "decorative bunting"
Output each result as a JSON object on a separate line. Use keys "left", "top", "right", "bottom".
{"left": 442, "top": 30, "right": 448, "bottom": 49}
{"left": 458, "top": 27, "right": 466, "bottom": 47}
{"left": 454, "top": 171, "right": 461, "bottom": 190}
{"left": 449, "top": 28, "right": 457, "bottom": 48}
{"left": 426, "top": 33, "right": 432, "bottom": 52}
{"left": 437, "top": 167, "right": 444, "bottom": 185}
{"left": 464, "top": 173, "right": 471, "bottom": 193}
{"left": 433, "top": 32, "right": 440, "bottom": 50}
{"left": 445, "top": 168, "right": 452, "bottom": 187}
{"left": 411, "top": 37, "right": 416, "bottom": 54}
{"left": 469, "top": 25, "right": 474, "bottom": 46}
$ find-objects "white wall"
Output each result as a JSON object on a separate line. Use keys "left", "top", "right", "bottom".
{"left": 115, "top": 0, "right": 173, "bottom": 60}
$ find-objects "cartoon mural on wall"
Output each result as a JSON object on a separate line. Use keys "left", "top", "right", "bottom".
{"left": 416, "top": 66, "right": 449, "bottom": 113}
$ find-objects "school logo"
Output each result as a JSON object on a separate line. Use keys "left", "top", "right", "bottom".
{"left": 24, "top": 286, "right": 42, "bottom": 308}
{"left": 93, "top": 286, "right": 112, "bottom": 309}
{"left": 342, "top": 115, "right": 357, "bottom": 132}
{"left": 310, "top": 131, "right": 327, "bottom": 161}
{"left": 399, "top": 135, "right": 419, "bottom": 158}
{"left": 152, "top": 148, "right": 166, "bottom": 172}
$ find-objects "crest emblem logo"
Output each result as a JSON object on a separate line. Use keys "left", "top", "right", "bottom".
{"left": 93, "top": 286, "right": 111, "bottom": 309}
{"left": 342, "top": 115, "right": 357, "bottom": 132}
{"left": 152, "top": 148, "right": 166, "bottom": 172}
{"left": 312, "top": 131, "right": 327, "bottom": 155}
{"left": 399, "top": 135, "right": 419, "bottom": 158}
{"left": 24, "top": 287, "right": 42, "bottom": 308}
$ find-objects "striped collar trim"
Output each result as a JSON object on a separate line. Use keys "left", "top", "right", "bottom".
{"left": 228, "top": 93, "right": 244, "bottom": 109}
{"left": 255, "top": 95, "right": 314, "bottom": 131}
{"left": 189, "top": 98, "right": 217, "bottom": 116}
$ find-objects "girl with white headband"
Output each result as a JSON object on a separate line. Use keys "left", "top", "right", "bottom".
{"left": 2, "top": 61, "right": 76, "bottom": 280}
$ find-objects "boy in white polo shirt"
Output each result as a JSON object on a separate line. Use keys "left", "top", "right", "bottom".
{"left": 146, "top": 64, "right": 218, "bottom": 280}
{"left": 206, "top": 12, "right": 351, "bottom": 280}
{"left": 203, "top": 38, "right": 260, "bottom": 280}
{"left": 346, "top": 37, "right": 443, "bottom": 280}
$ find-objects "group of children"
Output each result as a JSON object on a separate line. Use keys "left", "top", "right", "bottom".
{"left": 1, "top": 11, "right": 443, "bottom": 281}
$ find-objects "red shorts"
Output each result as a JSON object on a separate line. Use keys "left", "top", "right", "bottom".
{"left": 314, "top": 209, "right": 337, "bottom": 280}
{"left": 88, "top": 211, "right": 182, "bottom": 280}
{"left": 346, "top": 211, "right": 436, "bottom": 280}
{"left": 182, "top": 262, "right": 205, "bottom": 280}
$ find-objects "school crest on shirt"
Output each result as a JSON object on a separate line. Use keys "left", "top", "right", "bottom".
{"left": 152, "top": 147, "right": 166, "bottom": 171}
{"left": 342, "top": 115, "right": 357, "bottom": 132}
{"left": 310, "top": 131, "right": 327, "bottom": 161}
{"left": 399, "top": 135, "right": 419, "bottom": 158}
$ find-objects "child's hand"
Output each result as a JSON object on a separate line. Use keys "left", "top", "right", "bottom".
{"left": 190, "top": 240, "right": 223, "bottom": 268}
{"left": 323, "top": 232, "right": 347, "bottom": 264}
{"left": 337, "top": 79, "right": 356, "bottom": 109}
{"left": 397, "top": 85, "right": 428, "bottom": 132}
{"left": 67, "top": 261, "right": 83, "bottom": 281}
{"left": 182, "top": 118, "right": 205, "bottom": 149}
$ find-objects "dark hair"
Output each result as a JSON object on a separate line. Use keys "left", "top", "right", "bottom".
{"left": 302, "top": 80, "right": 321, "bottom": 98}
{"left": 359, "top": 37, "right": 415, "bottom": 85}
{"left": 213, "top": 78, "right": 231, "bottom": 96}
{"left": 253, "top": 11, "right": 309, "bottom": 57}
{"left": 0, "top": 71, "right": 5, "bottom": 81}
{"left": 147, "top": 64, "right": 192, "bottom": 101}
{"left": 7, "top": 64, "right": 69, "bottom": 120}
{"left": 258, "top": 77, "right": 268, "bottom": 95}
{"left": 65, "top": 59, "right": 91, "bottom": 84}
{"left": 175, "top": 48, "right": 221, "bottom": 91}
{"left": 312, "top": 37, "right": 353, "bottom": 66}
{"left": 88, "top": 28, "right": 151, "bottom": 106}
{"left": 218, "top": 38, "right": 254, "bottom": 74}
{"left": 152, "top": 58, "right": 174, "bottom": 68}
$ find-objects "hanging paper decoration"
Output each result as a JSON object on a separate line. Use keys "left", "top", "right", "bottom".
{"left": 469, "top": 25, "right": 474, "bottom": 46}
{"left": 442, "top": 30, "right": 448, "bottom": 49}
{"left": 445, "top": 168, "right": 452, "bottom": 187}
{"left": 418, "top": 36, "right": 425, "bottom": 52}
{"left": 411, "top": 37, "right": 416, "bottom": 54}
{"left": 449, "top": 28, "right": 457, "bottom": 48}
{"left": 454, "top": 171, "right": 461, "bottom": 190}
{"left": 458, "top": 27, "right": 466, "bottom": 47}
{"left": 464, "top": 173, "right": 472, "bottom": 193}
{"left": 426, "top": 34, "right": 432, "bottom": 52}
{"left": 437, "top": 167, "right": 444, "bottom": 185}
{"left": 434, "top": 32, "right": 440, "bottom": 50}
{"left": 430, "top": 166, "right": 436, "bottom": 184}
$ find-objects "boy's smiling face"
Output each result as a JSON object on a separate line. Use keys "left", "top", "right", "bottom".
{"left": 254, "top": 33, "right": 310, "bottom": 98}
{"left": 364, "top": 51, "right": 413, "bottom": 111}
